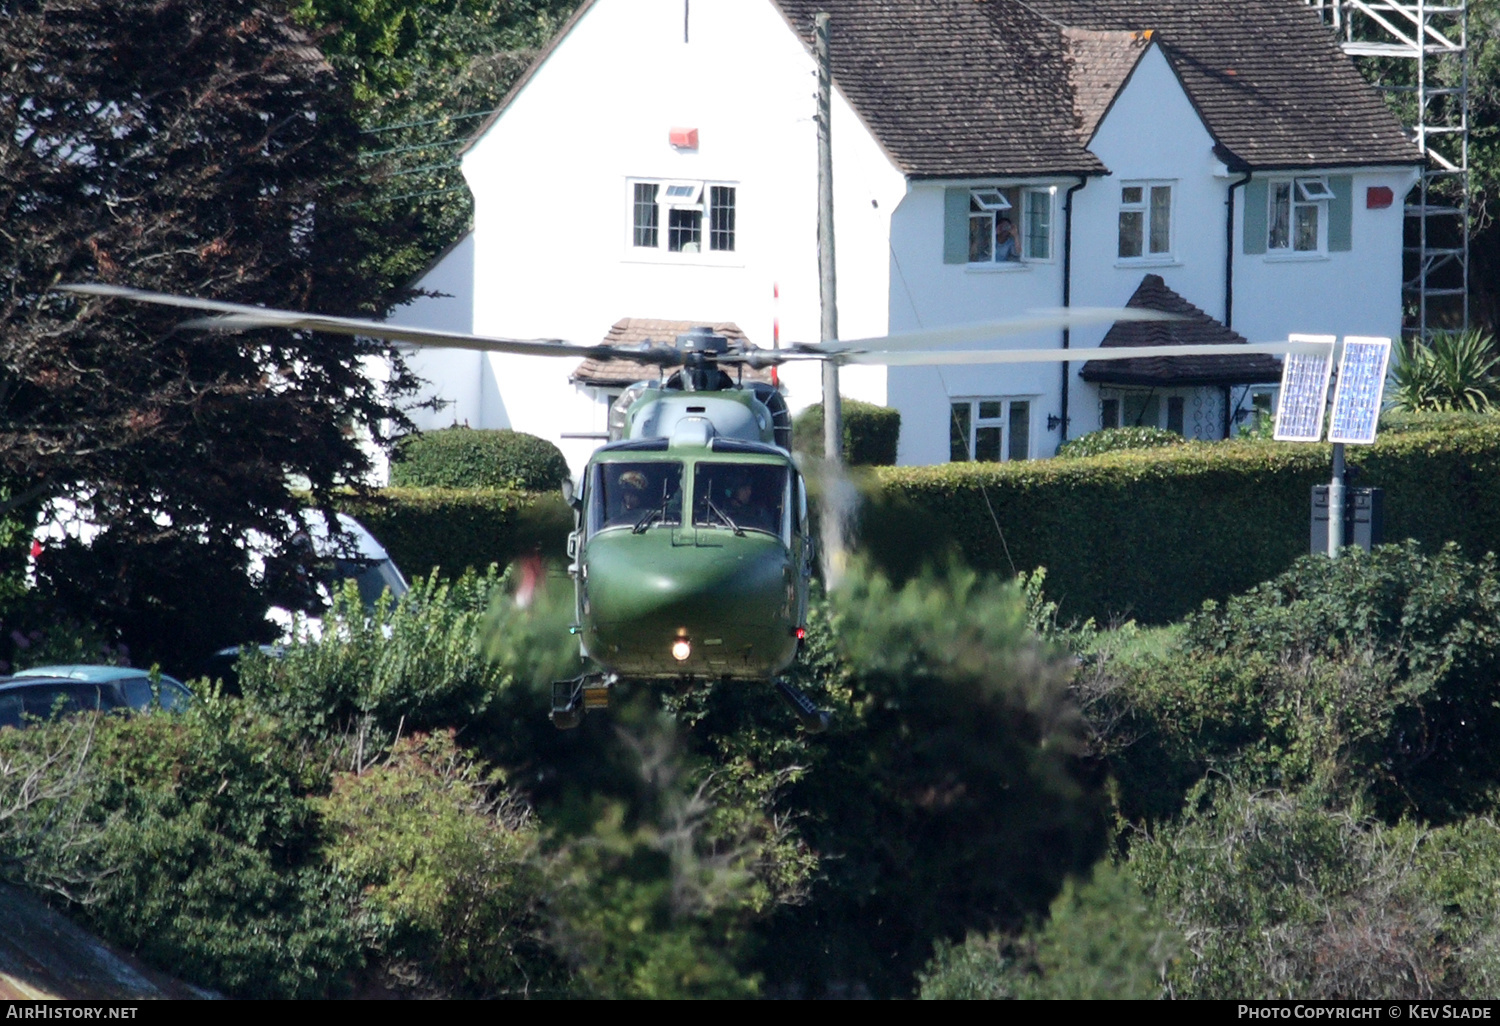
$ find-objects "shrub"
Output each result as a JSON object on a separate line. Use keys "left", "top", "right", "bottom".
{"left": 1129, "top": 781, "right": 1500, "bottom": 999}
{"left": 314, "top": 730, "right": 553, "bottom": 997}
{"left": 0, "top": 705, "right": 363, "bottom": 999}
{"left": 793, "top": 399, "right": 901, "bottom": 465}
{"left": 867, "top": 422, "right": 1500, "bottom": 624}
{"left": 1391, "top": 329, "right": 1500, "bottom": 413}
{"left": 391, "top": 427, "right": 570, "bottom": 491}
{"left": 336, "top": 487, "right": 572, "bottom": 582}
{"left": 1087, "top": 543, "right": 1500, "bottom": 824}
{"left": 918, "top": 861, "right": 1180, "bottom": 999}
{"left": 1054, "top": 426, "right": 1187, "bottom": 459}
{"left": 236, "top": 565, "right": 579, "bottom": 743}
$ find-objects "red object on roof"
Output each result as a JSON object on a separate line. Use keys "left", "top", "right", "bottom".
{"left": 669, "top": 127, "right": 698, "bottom": 150}
{"left": 1367, "top": 186, "right": 1394, "bottom": 209}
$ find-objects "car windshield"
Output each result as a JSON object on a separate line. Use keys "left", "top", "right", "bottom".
{"left": 596, "top": 461, "right": 683, "bottom": 531}
{"left": 692, "top": 463, "right": 787, "bottom": 536}
{"left": 332, "top": 557, "right": 409, "bottom": 609}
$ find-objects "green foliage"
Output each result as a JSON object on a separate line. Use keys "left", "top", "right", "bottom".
{"left": 236, "top": 565, "right": 578, "bottom": 741}
{"left": 295, "top": 0, "right": 581, "bottom": 287}
{"left": 545, "top": 707, "right": 765, "bottom": 999}
{"left": 1392, "top": 330, "right": 1500, "bottom": 412}
{"left": 745, "top": 560, "right": 1105, "bottom": 996}
{"left": 391, "top": 427, "right": 571, "bottom": 491}
{"left": 1089, "top": 543, "right": 1500, "bottom": 824}
{"left": 314, "top": 730, "right": 552, "bottom": 997}
{"left": 0, "top": 705, "right": 362, "bottom": 998}
{"left": 336, "top": 486, "right": 572, "bottom": 581}
{"left": 868, "top": 422, "right": 1500, "bottom": 624}
{"left": 918, "top": 861, "right": 1179, "bottom": 999}
{"left": 1129, "top": 781, "right": 1500, "bottom": 999}
{"left": 1055, "top": 426, "right": 1188, "bottom": 459}
{"left": 792, "top": 399, "right": 901, "bottom": 465}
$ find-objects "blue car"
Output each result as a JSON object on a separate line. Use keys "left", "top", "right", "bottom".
{"left": 0, "top": 665, "right": 193, "bottom": 730}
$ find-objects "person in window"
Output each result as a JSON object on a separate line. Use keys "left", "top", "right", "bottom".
{"left": 995, "top": 217, "right": 1020, "bottom": 262}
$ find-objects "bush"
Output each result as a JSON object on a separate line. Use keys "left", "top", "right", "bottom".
{"left": 336, "top": 487, "right": 572, "bottom": 582}
{"left": 391, "top": 427, "right": 570, "bottom": 491}
{"left": 314, "top": 730, "right": 553, "bottom": 997}
{"left": 866, "top": 422, "right": 1500, "bottom": 624}
{"left": 1391, "top": 329, "right": 1500, "bottom": 413}
{"left": 793, "top": 399, "right": 901, "bottom": 465}
{"left": 1084, "top": 543, "right": 1500, "bottom": 825}
{"left": 1129, "top": 781, "right": 1500, "bottom": 999}
{"left": 918, "top": 861, "right": 1180, "bottom": 999}
{"left": 1055, "top": 426, "right": 1187, "bottom": 459}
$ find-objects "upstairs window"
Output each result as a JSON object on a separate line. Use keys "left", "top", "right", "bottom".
{"left": 1118, "top": 182, "right": 1173, "bottom": 260}
{"left": 1269, "top": 177, "right": 1331, "bottom": 253}
{"left": 630, "top": 179, "right": 736, "bottom": 256}
{"left": 950, "top": 398, "right": 1032, "bottom": 462}
{"left": 954, "top": 186, "right": 1053, "bottom": 264}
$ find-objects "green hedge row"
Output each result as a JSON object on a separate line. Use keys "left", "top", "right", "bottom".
{"left": 864, "top": 424, "right": 1500, "bottom": 625}
{"left": 793, "top": 399, "right": 901, "bottom": 465}
{"left": 337, "top": 488, "right": 573, "bottom": 581}
{"left": 391, "top": 427, "right": 570, "bottom": 491}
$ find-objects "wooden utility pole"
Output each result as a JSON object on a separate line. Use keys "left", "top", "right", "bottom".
{"left": 815, "top": 11, "right": 841, "bottom": 467}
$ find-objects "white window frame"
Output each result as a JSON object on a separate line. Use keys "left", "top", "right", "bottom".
{"left": 1266, "top": 176, "right": 1330, "bottom": 256}
{"left": 949, "top": 396, "right": 1034, "bottom": 463}
{"left": 966, "top": 185, "right": 1054, "bottom": 266}
{"left": 626, "top": 178, "right": 739, "bottom": 261}
{"left": 1117, "top": 180, "right": 1175, "bottom": 263}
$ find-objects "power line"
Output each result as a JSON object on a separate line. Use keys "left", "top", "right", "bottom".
{"left": 360, "top": 107, "right": 499, "bottom": 135}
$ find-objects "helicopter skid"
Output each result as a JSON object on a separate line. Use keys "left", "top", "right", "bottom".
{"left": 550, "top": 673, "right": 615, "bottom": 730}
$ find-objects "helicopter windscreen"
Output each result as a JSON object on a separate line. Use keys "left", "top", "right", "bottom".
{"left": 596, "top": 462, "right": 683, "bottom": 530}
{"left": 693, "top": 463, "right": 788, "bottom": 537}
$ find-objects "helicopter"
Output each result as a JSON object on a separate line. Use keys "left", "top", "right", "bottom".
{"left": 55, "top": 282, "right": 1332, "bottom": 730}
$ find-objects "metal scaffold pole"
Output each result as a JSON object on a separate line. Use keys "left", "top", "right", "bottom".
{"left": 1308, "top": 0, "right": 1470, "bottom": 336}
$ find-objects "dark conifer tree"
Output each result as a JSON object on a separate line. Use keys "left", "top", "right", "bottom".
{"left": 0, "top": 0, "right": 420, "bottom": 666}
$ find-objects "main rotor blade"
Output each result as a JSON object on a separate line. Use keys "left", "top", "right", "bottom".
{"left": 835, "top": 339, "right": 1335, "bottom": 367}
{"left": 54, "top": 283, "right": 683, "bottom": 364}
{"left": 814, "top": 307, "right": 1181, "bottom": 355}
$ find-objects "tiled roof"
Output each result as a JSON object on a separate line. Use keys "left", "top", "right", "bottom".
{"left": 1023, "top": 0, "right": 1419, "bottom": 169}
{"left": 571, "top": 318, "right": 774, "bottom": 387}
{"left": 470, "top": 1, "right": 1418, "bottom": 175}
{"left": 1079, "top": 274, "right": 1285, "bottom": 386}
{"left": 774, "top": 0, "right": 1106, "bottom": 177}
{"left": 1063, "top": 28, "right": 1152, "bottom": 145}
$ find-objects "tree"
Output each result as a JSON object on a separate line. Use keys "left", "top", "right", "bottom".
{"left": 0, "top": 0, "right": 420, "bottom": 666}
{"left": 295, "top": 0, "right": 581, "bottom": 285}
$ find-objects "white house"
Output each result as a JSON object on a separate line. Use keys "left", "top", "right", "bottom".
{"left": 389, "top": 0, "right": 1421, "bottom": 473}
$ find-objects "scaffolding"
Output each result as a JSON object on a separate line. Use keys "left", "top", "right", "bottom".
{"left": 1307, "top": 0, "right": 1470, "bottom": 335}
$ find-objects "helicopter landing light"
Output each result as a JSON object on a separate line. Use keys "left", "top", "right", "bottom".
{"left": 671, "top": 638, "right": 693, "bottom": 662}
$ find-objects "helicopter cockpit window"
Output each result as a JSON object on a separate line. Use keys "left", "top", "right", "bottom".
{"left": 596, "top": 462, "right": 683, "bottom": 531}
{"left": 692, "top": 463, "right": 788, "bottom": 537}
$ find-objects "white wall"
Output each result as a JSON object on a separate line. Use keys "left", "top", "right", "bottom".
{"left": 458, "top": 0, "right": 905, "bottom": 472}
{"left": 1067, "top": 44, "right": 1232, "bottom": 437}
{"left": 1231, "top": 167, "right": 1419, "bottom": 348}
{"left": 383, "top": 233, "right": 493, "bottom": 432}
{"left": 886, "top": 181, "right": 1073, "bottom": 465}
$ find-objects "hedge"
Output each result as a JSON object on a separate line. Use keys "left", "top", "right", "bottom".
{"left": 864, "top": 425, "right": 1500, "bottom": 625}
{"left": 793, "top": 400, "right": 901, "bottom": 465}
{"left": 391, "top": 427, "right": 570, "bottom": 491}
{"left": 337, "top": 488, "right": 573, "bottom": 581}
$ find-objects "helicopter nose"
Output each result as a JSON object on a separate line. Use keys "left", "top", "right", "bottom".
{"left": 590, "top": 538, "right": 788, "bottom": 626}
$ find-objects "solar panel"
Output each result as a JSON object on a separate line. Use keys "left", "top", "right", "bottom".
{"left": 1273, "top": 334, "right": 1336, "bottom": 442}
{"left": 1327, "top": 336, "right": 1392, "bottom": 445}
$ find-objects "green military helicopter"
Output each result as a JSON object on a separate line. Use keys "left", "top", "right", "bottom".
{"left": 56, "top": 283, "right": 1330, "bottom": 730}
